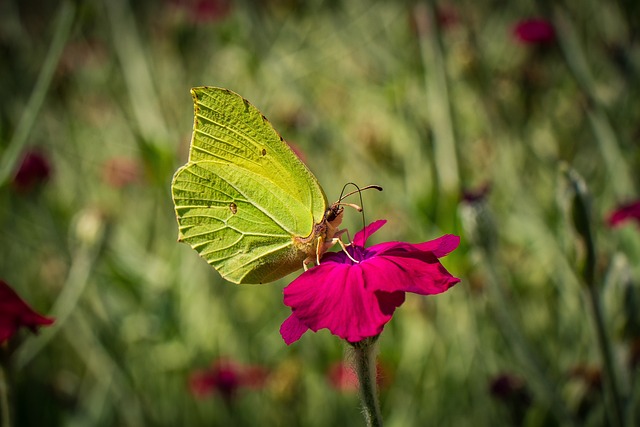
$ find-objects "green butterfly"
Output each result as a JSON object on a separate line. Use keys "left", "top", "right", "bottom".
{"left": 171, "top": 87, "right": 345, "bottom": 284}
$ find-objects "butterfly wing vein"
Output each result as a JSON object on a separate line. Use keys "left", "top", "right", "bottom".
{"left": 171, "top": 87, "right": 329, "bottom": 284}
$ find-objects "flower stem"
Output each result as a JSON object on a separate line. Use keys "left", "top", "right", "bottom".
{"left": 585, "top": 282, "right": 624, "bottom": 427}
{"left": 583, "top": 231, "right": 624, "bottom": 427}
{"left": 0, "top": 0, "right": 75, "bottom": 187}
{"left": 565, "top": 167, "right": 625, "bottom": 427}
{"left": 352, "top": 337, "right": 383, "bottom": 427}
{"left": 0, "top": 358, "right": 12, "bottom": 427}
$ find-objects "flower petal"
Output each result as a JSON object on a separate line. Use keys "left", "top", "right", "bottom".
{"left": 0, "top": 280, "right": 54, "bottom": 343}
{"left": 607, "top": 200, "right": 640, "bottom": 227}
{"left": 362, "top": 255, "right": 460, "bottom": 295}
{"left": 367, "top": 234, "right": 460, "bottom": 259}
{"left": 376, "top": 291, "right": 406, "bottom": 315}
{"left": 512, "top": 19, "right": 555, "bottom": 44}
{"left": 357, "top": 235, "right": 460, "bottom": 295}
{"left": 283, "top": 262, "right": 394, "bottom": 342}
{"left": 414, "top": 234, "right": 460, "bottom": 258}
{"left": 353, "top": 220, "right": 386, "bottom": 247}
{"left": 280, "top": 313, "right": 309, "bottom": 345}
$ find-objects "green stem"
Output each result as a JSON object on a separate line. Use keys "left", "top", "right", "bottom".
{"left": 0, "top": 0, "right": 75, "bottom": 187}
{"left": 16, "top": 214, "right": 106, "bottom": 371}
{"left": 583, "top": 233, "right": 624, "bottom": 427}
{"left": 352, "top": 337, "right": 383, "bottom": 427}
{"left": 414, "top": 1, "right": 460, "bottom": 196}
{"left": 566, "top": 167, "right": 625, "bottom": 427}
{"left": 585, "top": 283, "right": 624, "bottom": 427}
{"left": 482, "top": 253, "right": 577, "bottom": 426}
{"left": 553, "top": 6, "right": 635, "bottom": 198}
{"left": 0, "top": 359, "right": 12, "bottom": 427}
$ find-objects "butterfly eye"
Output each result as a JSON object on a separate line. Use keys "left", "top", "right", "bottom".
{"left": 325, "top": 205, "right": 344, "bottom": 222}
{"left": 325, "top": 208, "right": 336, "bottom": 222}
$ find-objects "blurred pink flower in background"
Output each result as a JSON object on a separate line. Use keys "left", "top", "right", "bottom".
{"left": 12, "top": 149, "right": 51, "bottom": 192}
{"left": 327, "top": 360, "right": 391, "bottom": 392}
{"left": 189, "top": 358, "right": 268, "bottom": 400}
{"left": 328, "top": 362, "right": 359, "bottom": 392}
{"left": 437, "top": 5, "right": 459, "bottom": 29}
{"left": 489, "top": 373, "right": 532, "bottom": 424}
{"left": 607, "top": 200, "right": 640, "bottom": 227}
{"left": 287, "top": 142, "right": 307, "bottom": 163}
{"left": 102, "top": 157, "right": 142, "bottom": 188}
{"left": 170, "top": 0, "right": 232, "bottom": 23}
{"left": 489, "top": 373, "right": 530, "bottom": 402}
{"left": 280, "top": 220, "right": 460, "bottom": 344}
{"left": 461, "top": 183, "right": 491, "bottom": 204}
{"left": 0, "top": 280, "right": 54, "bottom": 344}
{"left": 512, "top": 19, "right": 556, "bottom": 45}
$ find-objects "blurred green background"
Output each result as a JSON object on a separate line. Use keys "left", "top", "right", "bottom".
{"left": 2, "top": 0, "right": 640, "bottom": 425}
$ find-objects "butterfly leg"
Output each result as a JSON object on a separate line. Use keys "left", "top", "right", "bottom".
{"left": 337, "top": 238, "right": 359, "bottom": 264}
{"left": 315, "top": 237, "right": 324, "bottom": 265}
{"left": 317, "top": 231, "right": 359, "bottom": 265}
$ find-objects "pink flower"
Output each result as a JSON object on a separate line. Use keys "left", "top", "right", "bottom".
{"left": 461, "top": 183, "right": 491, "bottom": 204}
{"left": 171, "top": 0, "right": 232, "bottom": 23}
{"left": 327, "top": 360, "right": 391, "bottom": 392}
{"left": 0, "top": 280, "right": 54, "bottom": 343}
{"left": 280, "top": 220, "right": 460, "bottom": 344}
{"left": 12, "top": 149, "right": 51, "bottom": 192}
{"left": 488, "top": 373, "right": 532, "bottom": 424}
{"left": 512, "top": 19, "right": 556, "bottom": 45}
{"left": 328, "top": 362, "right": 359, "bottom": 392}
{"left": 101, "top": 157, "right": 141, "bottom": 188}
{"left": 189, "top": 358, "right": 268, "bottom": 399}
{"left": 607, "top": 200, "right": 640, "bottom": 227}
{"left": 489, "top": 373, "right": 530, "bottom": 403}
{"left": 437, "top": 5, "right": 459, "bottom": 29}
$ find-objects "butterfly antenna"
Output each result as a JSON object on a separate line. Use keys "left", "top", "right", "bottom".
{"left": 337, "top": 183, "right": 383, "bottom": 244}
{"left": 339, "top": 184, "right": 383, "bottom": 202}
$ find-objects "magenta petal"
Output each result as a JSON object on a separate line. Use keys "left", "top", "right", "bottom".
{"left": 607, "top": 200, "right": 640, "bottom": 227}
{"left": 365, "top": 235, "right": 459, "bottom": 259}
{"left": 363, "top": 255, "right": 460, "bottom": 295}
{"left": 353, "top": 220, "right": 386, "bottom": 247}
{"left": 414, "top": 234, "right": 460, "bottom": 258}
{"left": 283, "top": 263, "right": 393, "bottom": 342}
{"left": 0, "top": 280, "right": 54, "bottom": 343}
{"left": 280, "top": 314, "right": 309, "bottom": 345}
{"left": 376, "top": 291, "right": 405, "bottom": 315}
{"left": 513, "top": 19, "right": 555, "bottom": 44}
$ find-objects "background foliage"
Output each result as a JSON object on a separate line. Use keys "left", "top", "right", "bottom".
{"left": 2, "top": 0, "right": 640, "bottom": 425}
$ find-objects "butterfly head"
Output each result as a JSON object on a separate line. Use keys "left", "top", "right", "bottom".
{"left": 325, "top": 203, "right": 344, "bottom": 227}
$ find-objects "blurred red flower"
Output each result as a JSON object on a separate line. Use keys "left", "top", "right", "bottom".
{"left": 171, "top": 0, "right": 232, "bottom": 23}
{"left": 489, "top": 373, "right": 530, "bottom": 402}
{"left": 437, "top": 5, "right": 459, "bottom": 29}
{"left": 328, "top": 362, "right": 359, "bottom": 392}
{"left": 12, "top": 149, "right": 51, "bottom": 192}
{"left": 489, "top": 373, "right": 532, "bottom": 425}
{"left": 512, "top": 19, "right": 555, "bottom": 45}
{"left": 327, "top": 360, "right": 391, "bottom": 392}
{"left": 0, "top": 280, "right": 54, "bottom": 344}
{"left": 189, "top": 358, "right": 268, "bottom": 400}
{"left": 461, "top": 183, "right": 491, "bottom": 204}
{"left": 607, "top": 200, "right": 640, "bottom": 227}
{"left": 101, "top": 157, "right": 141, "bottom": 188}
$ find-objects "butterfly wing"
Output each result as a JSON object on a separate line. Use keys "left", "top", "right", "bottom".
{"left": 171, "top": 87, "right": 328, "bottom": 284}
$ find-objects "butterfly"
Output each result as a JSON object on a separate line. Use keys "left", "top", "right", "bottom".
{"left": 171, "top": 87, "right": 347, "bottom": 284}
